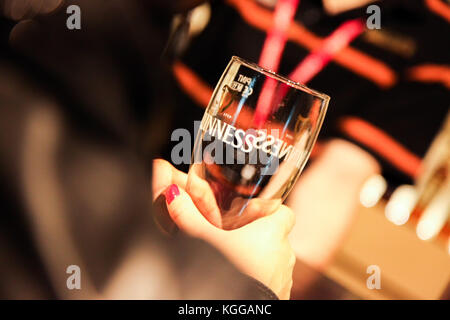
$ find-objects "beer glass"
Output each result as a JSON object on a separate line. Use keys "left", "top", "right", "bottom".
{"left": 187, "top": 56, "right": 329, "bottom": 229}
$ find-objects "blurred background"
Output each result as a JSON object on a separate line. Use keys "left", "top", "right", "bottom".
{"left": 164, "top": 0, "right": 450, "bottom": 299}
{"left": 0, "top": 0, "right": 449, "bottom": 299}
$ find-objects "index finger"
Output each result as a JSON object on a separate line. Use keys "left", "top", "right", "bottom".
{"left": 152, "top": 159, "right": 188, "bottom": 201}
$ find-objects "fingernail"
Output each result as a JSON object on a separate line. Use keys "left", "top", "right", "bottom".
{"left": 164, "top": 184, "right": 180, "bottom": 205}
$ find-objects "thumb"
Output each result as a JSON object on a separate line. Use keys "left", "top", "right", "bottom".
{"left": 164, "top": 184, "right": 220, "bottom": 240}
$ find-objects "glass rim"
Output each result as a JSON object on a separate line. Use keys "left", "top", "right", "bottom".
{"left": 231, "top": 56, "right": 330, "bottom": 102}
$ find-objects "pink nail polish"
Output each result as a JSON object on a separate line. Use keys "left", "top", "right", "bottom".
{"left": 164, "top": 184, "right": 180, "bottom": 205}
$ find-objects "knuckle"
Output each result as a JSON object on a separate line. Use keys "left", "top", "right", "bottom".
{"left": 153, "top": 158, "right": 169, "bottom": 170}
{"left": 279, "top": 205, "right": 295, "bottom": 232}
{"left": 197, "top": 189, "right": 209, "bottom": 207}
{"left": 247, "top": 200, "right": 260, "bottom": 213}
{"left": 189, "top": 183, "right": 205, "bottom": 200}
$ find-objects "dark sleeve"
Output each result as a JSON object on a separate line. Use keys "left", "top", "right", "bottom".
{"left": 167, "top": 232, "right": 280, "bottom": 300}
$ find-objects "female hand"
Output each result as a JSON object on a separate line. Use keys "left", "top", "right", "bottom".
{"left": 152, "top": 159, "right": 296, "bottom": 299}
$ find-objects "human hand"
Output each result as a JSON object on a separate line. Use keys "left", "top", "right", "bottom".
{"left": 152, "top": 159, "right": 296, "bottom": 299}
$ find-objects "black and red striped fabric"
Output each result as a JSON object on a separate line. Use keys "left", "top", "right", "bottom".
{"left": 167, "top": 0, "right": 450, "bottom": 186}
